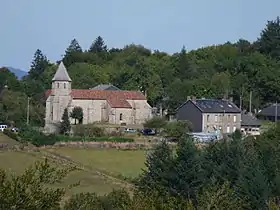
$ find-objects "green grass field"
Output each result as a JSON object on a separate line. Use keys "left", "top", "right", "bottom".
{"left": 45, "top": 148, "right": 147, "bottom": 179}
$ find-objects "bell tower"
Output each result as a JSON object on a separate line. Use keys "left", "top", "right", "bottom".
{"left": 51, "top": 61, "right": 72, "bottom": 123}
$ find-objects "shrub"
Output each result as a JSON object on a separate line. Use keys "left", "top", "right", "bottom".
{"left": 73, "top": 124, "right": 105, "bottom": 137}
{"left": 56, "top": 135, "right": 134, "bottom": 143}
{"left": 3, "top": 129, "right": 19, "bottom": 141}
{"left": 19, "top": 125, "right": 58, "bottom": 146}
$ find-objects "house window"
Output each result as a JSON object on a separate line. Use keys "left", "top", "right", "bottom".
{"left": 207, "top": 115, "right": 210, "bottom": 122}
{"left": 57, "top": 83, "right": 59, "bottom": 88}
{"left": 64, "top": 83, "right": 66, "bottom": 89}
{"left": 227, "top": 126, "right": 230, "bottom": 133}
{"left": 233, "top": 115, "right": 237, "bottom": 123}
{"left": 227, "top": 115, "right": 230, "bottom": 121}
{"left": 233, "top": 126, "right": 236, "bottom": 132}
{"left": 214, "top": 115, "right": 218, "bottom": 122}
{"left": 119, "top": 113, "right": 123, "bottom": 121}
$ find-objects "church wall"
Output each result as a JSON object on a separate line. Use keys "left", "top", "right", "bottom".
{"left": 69, "top": 99, "right": 107, "bottom": 124}
{"left": 127, "top": 100, "right": 152, "bottom": 124}
{"left": 109, "top": 108, "right": 132, "bottom": 124}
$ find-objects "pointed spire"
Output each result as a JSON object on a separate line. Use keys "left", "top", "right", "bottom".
{"left": 52, "top": 62, "right": 72, "bottom": 82}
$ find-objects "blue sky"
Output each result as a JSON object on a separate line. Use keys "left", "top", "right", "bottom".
{"left": 1, "top": 0, "right": 279, "bottom": 71}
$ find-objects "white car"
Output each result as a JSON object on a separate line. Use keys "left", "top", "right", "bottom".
{"left": 0, "top": 124, "right": 8, "bottom": 132}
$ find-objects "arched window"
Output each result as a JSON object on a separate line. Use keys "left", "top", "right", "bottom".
{"left": 119, "top": 113, "right": 123, "bottom": 121}
{"left": 64, "top": 83, "right": 66, "bottom": 89}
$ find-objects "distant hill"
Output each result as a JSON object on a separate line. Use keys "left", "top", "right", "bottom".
{"left": 5, "top": 67, "right": 28, "bottom": 80}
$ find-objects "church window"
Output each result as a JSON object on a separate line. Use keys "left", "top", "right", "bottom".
{"left": 64, "top": 83, "right": 66, "bottom": 89}
{"left": 119, "top": 113, "right": 123, "bottom": 121}
{"left": 57, "top": 83, "right": 59, "bottom": 88}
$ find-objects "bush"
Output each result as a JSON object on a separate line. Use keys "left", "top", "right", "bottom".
{"left": 56, "top": 135, "right": 134, "bottom": 143}
{"left": 3, "top": 129, "right": 19, "bottom": 141}
{"left": 19, "top": 125, "right": 58, "bottom": 146}
{"left": 72, "top": 124, "right": 105, "bottom": 137}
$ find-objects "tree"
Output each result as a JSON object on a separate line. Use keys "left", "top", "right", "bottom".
{"left": 63, "top": 39, "right": 83, "bottom": 67}
{"left": 257, "top": 16, "right": 280, "bottom": 60}
{"left": 28, "top": 49, "right": 50, "bottom": 80}
{"left": 143, "top": 117, "right": 166, "bottom": 133}
{"left": 70, "top": 106, "right": 83, "bottom": 124}
{"left": 136, "top": 140, "right": 174, "bottom": 195}
{"left": 89, "top": 36, "right": 107, "bottom": 53}
{"left": 164, "top": 120, "right": 192, "bottom": 138}
{"left": 59, "top": 108, "right": 70, "bottom": 135}
{"left": 0, "top": 159, "right": 73, "bottom": 209}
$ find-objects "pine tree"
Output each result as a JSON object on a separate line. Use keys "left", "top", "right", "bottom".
{"left": 136, "top": 140, "right": 174, "bottom": 195}
{"left": 65, "top": 39, "right": 83, "bottom": 54}
{"left": 89, "top": 36, "right": 107, "bottom": 53}
{"left": 257, "top": 16, "right": 280, "bottom": 60}
{"left": 60, "top": 108, "right": 70, "bottom": 135}
{"left": 171, "top": 136, "right": 203, "bottom": 200}
{"left": 28, "top": 49, "right": 49, "bottom": 80}
{"left": 63, "top": 39, "right": 83, "bottom": 67}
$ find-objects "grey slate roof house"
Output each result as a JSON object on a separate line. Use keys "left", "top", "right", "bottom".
{"left": 241, "top": 113, "right": 262, "bottom": 136}
{"left": 258, "top": 104, "right": 280, "bottom": 122}
{"left": 90, "top": 84, "right": 120, "bottom": 91}
{"left": 176, "top": 98, "right": 241, "bottom": 133}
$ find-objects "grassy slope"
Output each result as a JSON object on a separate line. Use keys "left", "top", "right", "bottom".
{"left": 0, "top": 132, "right": 20, "bottom": 147}
{"left": 45, "top": 148, "right": 147, "bottom": 179}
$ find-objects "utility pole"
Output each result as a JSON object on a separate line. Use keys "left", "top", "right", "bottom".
{"left": 275, "top": 101, "right": 278, "bottom": 123}
{"left": 27, "top": 97, "right": 30, "bottom": 125}
{"left": 249, "top": 91, "right": 252, "bottom": 113}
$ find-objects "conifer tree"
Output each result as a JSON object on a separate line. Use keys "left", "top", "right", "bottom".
{"left": 28, "top": 49, "right": 49, "bottom": 80}
{"left": 89, "top": 36, "right": 107, "bottom": 53}
{"left": 63, "top": 38, "right": 83, "bottom": 67}
{"left": 136, "top": 140, "right": 174, "bottom": 195}
{"left": 60, "top": 108, "right": 70, "bottom": 135}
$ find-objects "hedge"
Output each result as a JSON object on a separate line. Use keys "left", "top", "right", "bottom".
{"left": 56, "top": 135, "right": 134, "bottom": 143}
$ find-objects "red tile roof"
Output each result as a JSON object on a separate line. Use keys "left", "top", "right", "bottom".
{"left": 45, "top": 89, "right": 146, "bottom": 108}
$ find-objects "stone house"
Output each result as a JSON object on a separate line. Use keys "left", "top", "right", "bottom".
{"left": 176, "top": 97, "right": 241, "bottom": 133}
{"left": 44, "top": 62, "right": 152, "bottom": 133}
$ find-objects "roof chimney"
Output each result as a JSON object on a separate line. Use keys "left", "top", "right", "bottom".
{"left": 191, "top": 96, "right": 196, "bottom": 103}
{"left": 229, "top": 97, "right": 233, "bottom": 102}
{"left": 187, "top": 96, "right": 191, "bottom": 100}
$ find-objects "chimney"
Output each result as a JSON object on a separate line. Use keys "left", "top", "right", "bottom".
{"left": 229, "top": 97, "right": 233, "bottom": 102}
{"left": 191, "top": 96, "right": 196, "bottom": 103}
{"left": 187, "top": 96, "right": 191, "bottom": 100}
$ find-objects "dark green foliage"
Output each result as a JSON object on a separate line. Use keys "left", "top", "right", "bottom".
{"left": 70, "top": 106, "right": 83, "bottom": 124}
{"left": 64, "top": 192, "right": 104, "bottom": 209}
{"left": 56, "top": 135, "right": 134, "bottom": 143}
{"left": 136, "top": 140, "right": 174, "bottom": 194}
{"left": 19, "top": 125, "right": 58, "bottom": 146}
{"left": 143, "top": 117, "right": 166, "bottom": 133}
{"left": 72, "top": 124, "right": 105, "bottom": 137}
{"left": 0, "top": 159, "right": 72, "bottom": 209}
{"left": 164, "top": 120, "right": 192, "bottom": 138}
{"left": 89, "top": 36, "right": 107, "bottom": 53}
{"left": 59, "top": 108, "right": 70, "bottom": 135}
{"left": 63, "top": 39, "right": 84, "bottom": 67}
{"left": 28, "top": 49, "right": 50, "bottom": 80}
{"left": 3, "top": 129, "right": 19, "bottom": 141}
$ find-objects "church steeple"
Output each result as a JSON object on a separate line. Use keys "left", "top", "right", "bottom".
{"left": 52, "top": 61, "right": 72, "bottom": 82}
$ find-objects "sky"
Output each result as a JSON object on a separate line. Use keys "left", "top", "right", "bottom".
{"left": 1, "top": 0, "right": 280, "bottom": 71}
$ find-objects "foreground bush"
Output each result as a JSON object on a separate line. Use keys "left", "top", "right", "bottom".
{"left": 3, "top": 129, "right": 19, "bottom": 141}
{"left": 56, "top": 135, "right": 134, "bottom": 143}
{"left": 19, "top": 125, "right": 58, "bottom": 146}
{"left": 72, "top": 124, "right": 105, "bottom": 137}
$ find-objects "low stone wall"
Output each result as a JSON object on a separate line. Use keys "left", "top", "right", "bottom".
{"left": 41, "top": 141, "right": 158, "bottom": 150}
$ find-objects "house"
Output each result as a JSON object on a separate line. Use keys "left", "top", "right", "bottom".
{"left": 257, "top": 103, "right": 280, "bottom": 122}
{"left": 241, "top": 112, "right": 262, "bottom": 136}
{"left": 176, "top": 97, "right": 241, "bottom": 133}
{"left": 90, "top": 84, "right": 120, "bottom": 91}
{"left": 44, "top": 62, "right": 152, "bottom": 133}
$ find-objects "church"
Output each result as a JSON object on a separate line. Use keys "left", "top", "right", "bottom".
{"left": 44, "top": 62, "right": 152, "bottom": 133}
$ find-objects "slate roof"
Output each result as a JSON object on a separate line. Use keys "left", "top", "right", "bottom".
{"left": 258, "top": 104, "right": 280, "bottom": 117}
{"left": 52, "top": 62, "right": 72, "bottom": 82}
{"left": 241, "top": 113, "right": 262, "bottom": 126}
{"left": 45, "top": 89, "right": 146, "bottom": 108}
{"left": 90, "top": 84, "right": 120, "bottom": 91}
{"left": 178, "top": 99, "right": 241, "bottom": 113}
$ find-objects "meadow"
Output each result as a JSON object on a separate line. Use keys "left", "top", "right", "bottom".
{"left": 0, "top": 133, "right": 147, "bottom": 195}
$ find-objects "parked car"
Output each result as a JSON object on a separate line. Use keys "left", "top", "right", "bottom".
{"left": 124, "top": 128, "right": 137, "bottom": 133}
{"left": 11, "top": 127, "right": 19, "bottom": 133}
{"left": 141, "top": 128, "right": 156, "bottom": 136}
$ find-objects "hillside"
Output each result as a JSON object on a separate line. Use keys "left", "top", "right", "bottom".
{"left": 6, "top": 67, "right": 27, "bottom": 79}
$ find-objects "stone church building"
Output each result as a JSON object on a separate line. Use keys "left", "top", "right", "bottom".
{"left": 44, "top": 62, "right": 152, "bottom": 133}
